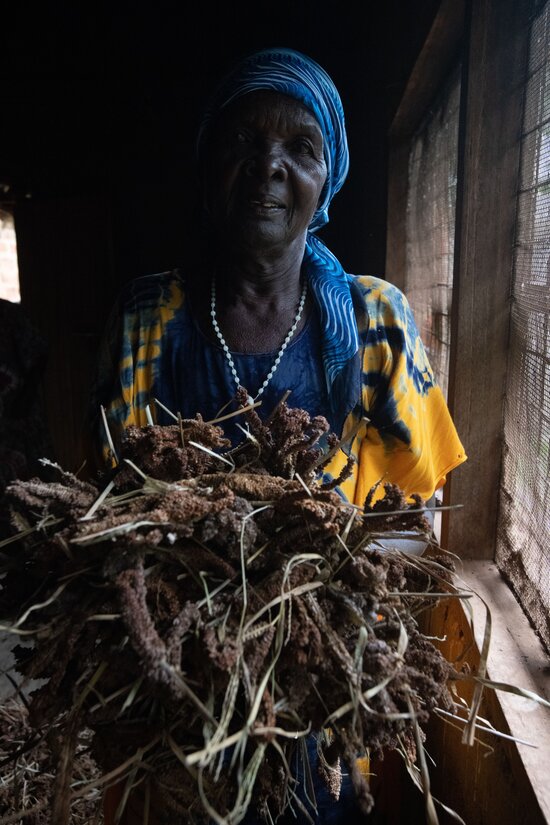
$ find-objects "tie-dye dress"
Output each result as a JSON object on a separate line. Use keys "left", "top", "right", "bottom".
{"left": 91, "top": 259, "right": 466, "bottom": 505}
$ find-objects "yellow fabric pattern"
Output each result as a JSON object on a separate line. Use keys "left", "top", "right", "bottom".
{"left": 92, "top": 271, "right": 466, "bottom": 503}
{"left": 321, "top": 276, "right": 466, "bottom": 504}
{"left": 94, "top": 274, "right": 185, "bottom": 464}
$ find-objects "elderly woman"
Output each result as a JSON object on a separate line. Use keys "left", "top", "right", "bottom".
{"left": 96, "top": 46, "right": 466, "bottom": 824}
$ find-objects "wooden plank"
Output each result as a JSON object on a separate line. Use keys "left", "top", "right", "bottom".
{"left": 389, "top": 0, "right": 465, "bottom": 141}
{"left": 443, "top": 0, "right": 532, "bottom": 558}
{"left": 385, "top": 140, "right": 409, "bottom": 291}
{"left": 14, "top": 195, "right": 116, "bottom": 473}
{"left": 386, "top": 0, "right": 464, "bottom": 290}
{"left": 419, "top": 565, "right": 550, "bottom": 825}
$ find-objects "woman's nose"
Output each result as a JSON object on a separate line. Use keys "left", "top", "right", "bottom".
{"left": 245, "top": 145, "right": 286, "bottom": 178}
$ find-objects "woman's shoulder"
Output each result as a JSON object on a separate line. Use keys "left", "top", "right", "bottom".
{"left": 349, "top": 274, "right": 411, "bottom": 321}
{"left": 350, "top": 274, "right": 406, "bottom": 301}
{"left": 117, "top": 268, "right": 186, "bottom": 312}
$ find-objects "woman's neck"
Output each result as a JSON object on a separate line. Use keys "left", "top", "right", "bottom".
{"left": 218, "top": 236, "right": 306, "bottom": 300}
{"left": 189, "top": 232, "right": 312, "bottom": 353}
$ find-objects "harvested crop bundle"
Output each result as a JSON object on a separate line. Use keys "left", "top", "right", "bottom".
{"left": 0, "top": 396, "right": 463, "bottom": 824}
{"left": 0, "top": 698, "right": 102, "bottom": 824}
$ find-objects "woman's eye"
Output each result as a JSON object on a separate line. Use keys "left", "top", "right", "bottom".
{"left": 234, "top": 130, "right": 251, "bottom": 145}
{"left": 293, "top": 138, "right": 315, "bottom": 156}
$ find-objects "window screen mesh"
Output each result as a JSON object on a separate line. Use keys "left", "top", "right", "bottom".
{"left": 496, "top": 2, "right": 550, "bottom": 652}
{"left": 405, "top": 67, "right": 461, "bottom": 400}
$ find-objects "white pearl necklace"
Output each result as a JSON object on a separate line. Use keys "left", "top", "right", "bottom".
{"left": 210, "top": 277, "right": 308, "bottom": 404}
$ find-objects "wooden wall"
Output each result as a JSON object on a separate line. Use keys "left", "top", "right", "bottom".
{"left": 421, "top": 597, "right": 548, "bottom": 825}
{"left": 14, "top": 195, "right": 115, "bottom": 470}
{"left": 384, "top": 1, "right": 550, "bottom": 821}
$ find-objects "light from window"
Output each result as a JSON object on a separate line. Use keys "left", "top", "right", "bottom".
{"left": 0, "top": 208, "right": 21, "bottom": 303}
{"left": 496, "top": 1, "right": 550, "bottom": 654}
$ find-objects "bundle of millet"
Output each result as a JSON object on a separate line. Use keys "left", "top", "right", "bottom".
{"left": 0, "top": 699, "right": 102, "bottom": 824}
{"left": 0, "top": 394, "right": 457, "bottom": 824}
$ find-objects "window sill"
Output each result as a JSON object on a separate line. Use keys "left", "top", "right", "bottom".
{"left": 451, "top": 559, "right": 550, "bottom": 821}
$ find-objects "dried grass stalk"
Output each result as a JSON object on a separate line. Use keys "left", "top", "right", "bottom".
{"left": 1, "top": 394, "right": 547, "bottom": 824}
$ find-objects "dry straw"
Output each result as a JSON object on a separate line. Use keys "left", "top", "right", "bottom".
{"left": 1, "top": 391, "right": 548, "bottom": 825}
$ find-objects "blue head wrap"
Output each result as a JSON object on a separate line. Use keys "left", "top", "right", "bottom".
{"left": 197, "top": 48, "right": 359, "bottom": 397}
{"left": 197, "top": 47, "right": 349, "bottom": 231}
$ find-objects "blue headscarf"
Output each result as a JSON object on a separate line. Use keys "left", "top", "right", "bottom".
{"left": 197, "top": 48, "right": 359, "bottom": 394}
{"left": 197, "top": 47, "right": 349, "bottom": 232}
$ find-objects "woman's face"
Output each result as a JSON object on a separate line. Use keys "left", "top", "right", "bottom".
{"left": 204, "top": 90, "right": 328, "bottom": 253}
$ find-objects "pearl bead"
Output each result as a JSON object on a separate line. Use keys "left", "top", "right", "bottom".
{"left": 210, "top": 276, "right": 307, "bottom": 403}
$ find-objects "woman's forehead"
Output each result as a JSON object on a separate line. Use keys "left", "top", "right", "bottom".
{"left": 219, "top": 89, "right": 321, "bottom": 132}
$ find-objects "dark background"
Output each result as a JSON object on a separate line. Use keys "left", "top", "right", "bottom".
{"left": 1, "top": 0, "right": 442, "bottom": 469}
{"left": 3, "top": 0, "right": 440, "bottom": 281}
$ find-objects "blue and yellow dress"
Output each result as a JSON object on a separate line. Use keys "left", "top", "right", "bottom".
{"left": 91, "top": 245, "right": 465, "bottom": 506}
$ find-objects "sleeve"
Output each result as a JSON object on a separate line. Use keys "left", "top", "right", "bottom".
{"left": 87, "top": 290, "right": 138, "bottom": 469}
{"left": 352, "top": 277, "right": 466, "bottom": 505}
{"left": 88, "top": 274, "right": 181, "bottom": 470}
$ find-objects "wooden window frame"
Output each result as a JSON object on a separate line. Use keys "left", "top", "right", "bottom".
{"left": 385, "top": 0, "right": 550, "bottom": 821}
